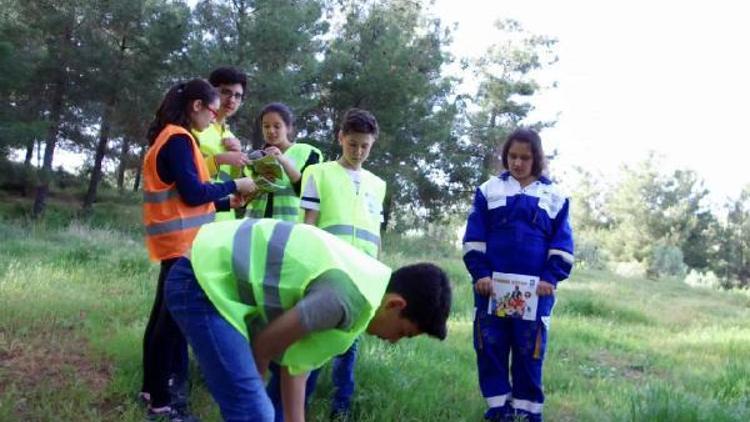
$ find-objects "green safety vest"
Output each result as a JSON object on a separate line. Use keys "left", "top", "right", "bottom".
{"left": 193, "top": 123, "right": 240, "bottom": 222}
{"left": 301, "top": 161, "right": 386, "bottom": 257}
{"left": 190, "top": 218, "right": 390, "bottom": 375}
{"left": 248, "top": 143, "right": 322, "bottom": 221}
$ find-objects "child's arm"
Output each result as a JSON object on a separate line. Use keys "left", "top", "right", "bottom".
{"left": 280, "top": 367, "right": 307, "bottom": 422}
{"left": 299, "top": 167, "right": 321, "bottom": 225}
{"left": 251, "top": 308, "right": 307, "bottom": 378}
{"left": 303, "top": 209, "right": 319, "bottom": 225}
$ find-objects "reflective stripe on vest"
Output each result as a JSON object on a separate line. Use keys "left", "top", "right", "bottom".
{"left": 145, "top": 212, "right": 216, "bottom": 236}
{"left": 232, "top": 219, "right": 259, "bottom": 307}
{"left": 261, "top": 221, "right": 294, "bottom": 321}
{"left": 323, "top": 225, "right": 381, "bottom": 249}
{"left": 143, "top": 188, "right": 179, "bottom": 203}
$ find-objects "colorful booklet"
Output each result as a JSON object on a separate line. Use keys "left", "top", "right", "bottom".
{"left": 487, "top": 272, "right": 539, "bottom": 321}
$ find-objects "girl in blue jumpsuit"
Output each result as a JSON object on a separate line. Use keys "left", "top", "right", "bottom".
{"left": 463, "top": 128, "right": 574, "bottom": 422}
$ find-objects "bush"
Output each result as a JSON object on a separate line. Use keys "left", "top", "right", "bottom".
{"left": 574, "top": 235, "right": 609, "bottom": 270}
{"left": 684, "top": 269, "right": 720, "bottom": 289}
{"left": 648, "top": 242, "right": 687, "bottom": 278}
{"left": 610, "top": 260, "right": 647, "bottom": 278}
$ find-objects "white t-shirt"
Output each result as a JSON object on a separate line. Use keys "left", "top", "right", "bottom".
{"left": 301, "top": 167, "right": 362, "bottom": 211}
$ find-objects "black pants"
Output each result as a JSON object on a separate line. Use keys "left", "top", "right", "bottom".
{"left": 141, "top": 258, "right": 188, "bottom": 408}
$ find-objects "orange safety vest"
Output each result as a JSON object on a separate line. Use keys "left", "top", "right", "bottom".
{"left": 142, "top": 124, "right": 216, "bottom": 261}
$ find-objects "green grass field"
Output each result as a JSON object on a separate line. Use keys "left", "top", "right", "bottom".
{"left": 1, "top": 196, "right": 749, "bottom": 421}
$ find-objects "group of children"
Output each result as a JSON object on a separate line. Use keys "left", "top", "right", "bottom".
{"left": 140, "top": 66, "right": 574, "bottom": 422}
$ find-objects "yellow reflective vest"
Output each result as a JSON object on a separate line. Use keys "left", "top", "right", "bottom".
{"left": 193, "top": 122, "right": 240, "bottom": 221}
{"left": 190, "top": 218, "right": 391, "bottom": 375}
{"left": 300, "top": 161, "right": 385, "bottom": 257}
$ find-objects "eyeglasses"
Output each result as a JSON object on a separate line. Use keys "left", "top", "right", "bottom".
{"left": 206, "top": 107, "right": 220, "bottom": 119}
{"left": 220, "top": 88, "right": 244, "bottom": 101}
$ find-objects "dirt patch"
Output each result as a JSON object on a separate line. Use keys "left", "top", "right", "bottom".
{"left": 0, "top": 329, "right": 113, "bottom": 414}
{"left": 590, "top": 349, "right": 648, "bottom": 381}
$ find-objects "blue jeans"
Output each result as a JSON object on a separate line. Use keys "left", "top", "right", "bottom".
{"left": 166, "top": 257, "right": 274, "bottom": 422}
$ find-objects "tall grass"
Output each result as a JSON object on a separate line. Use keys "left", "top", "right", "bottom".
{"left": 1, "top": 209, "right": 749, "bottom": 421}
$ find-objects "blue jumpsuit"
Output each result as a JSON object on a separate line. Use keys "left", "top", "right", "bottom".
{"left": 463, "top": 172, "right": 574, "bottom": 422}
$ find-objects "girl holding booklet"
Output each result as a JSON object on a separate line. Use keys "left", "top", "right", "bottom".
{"left": 462, "top": 128, "right": 575, "bottom": 422}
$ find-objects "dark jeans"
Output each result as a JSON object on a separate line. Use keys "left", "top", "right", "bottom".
{"left": 166, "top": 257, "right": 274, "bottom": 421}
{"left": 141, "top": 258, "right": 189, "bottom": 408}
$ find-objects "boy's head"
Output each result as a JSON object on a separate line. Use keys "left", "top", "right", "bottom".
{"left": 337, "top": 108, "right": 379, "bottom": 170}
{"left": 208, "top": 66, "right": 247, "bottom": 120}
{"left": 366, "top": 263, "right": 452, "bottom": 343}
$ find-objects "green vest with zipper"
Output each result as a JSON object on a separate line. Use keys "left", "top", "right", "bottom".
{"left": 249, "top": 143, "right": 322, "bottom": 221}
{"left": 301, "top": 161, "right": 385, "bottom": 257}
{"left": 193, "top": 123, "right": 240, "bottom": 222}
{"left": 190, "top": 218, "right": 390, "bottom": 375}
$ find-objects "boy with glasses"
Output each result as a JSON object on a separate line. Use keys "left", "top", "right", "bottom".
{"left": 193, "top": 66, "right": 251, "bottom": 221}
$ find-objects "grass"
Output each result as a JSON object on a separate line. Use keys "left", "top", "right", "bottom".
{"left": 1, "top": 195, "right": 749, "bottom": 421}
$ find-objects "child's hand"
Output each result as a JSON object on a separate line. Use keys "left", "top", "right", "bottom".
{"left": 536, "top": 280, "right": 555, "bottom": 296}
{"left": 263, "top": 146, "right": 282, "bottom": 157}
{"left": 234, "top": 177, "right": 258, "bottom": 195}
{"left": 474, "top": 277, "right": 493, "bottom": 296}
{"left": 215, "top": 151, "right": 250, "bottom": 167}
{"left": 222, "top": 137, "right": 242, "bottom": 152}
{"left": 229, "top": 194, "right": 248, "bottom": 209}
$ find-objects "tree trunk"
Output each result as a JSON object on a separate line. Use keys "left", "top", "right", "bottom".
{"left": 133, "top": 146, "right": 145, "bottom": 192}
{"left": 31, "top": 72, "right": 66, "bottom": 218}
{"left": 116, "top": 136, "right": 131, "bottom": 191}
{"left": 24, "top": 139, "right": 35, "bottom": 166}
{"left": 81, "top": 103, "right": 114, "bottom": 213}
{"left": 82, "top": 34, "right": 127, "bottom": 213}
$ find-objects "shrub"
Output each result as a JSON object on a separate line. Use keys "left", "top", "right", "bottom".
{"left": 611, "top": 260, "right": 647, "bottom": 278}
{"left": 648, "top": 242, "right": 687, "bottom": 278}
{"left": 574, "top": 235, "right": 609, "bottom": 270}
{"left": 684, "top": 269, "right": 720, "bottom": 289}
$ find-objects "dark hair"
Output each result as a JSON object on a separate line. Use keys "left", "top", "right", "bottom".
{"left": 146, "top": 79, "right": 218, "bottom": 146}
{"left": 259, "top": 102, "right": 294, "bottom": 129}
{"left": 208, "top": 66, "right": 247, "bottom": 92}
{"left": 387, "top": 263, "right": 452, "bottom": 340}
{"left": 340, "top": 108, "right": 379, "bottom": 138}
{"left": 501, "top": 127, "right": 546, "bottom": 177}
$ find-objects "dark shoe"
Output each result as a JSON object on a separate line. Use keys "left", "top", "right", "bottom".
{"left": 147, "top": 406, "right": 201, "bottom": 422}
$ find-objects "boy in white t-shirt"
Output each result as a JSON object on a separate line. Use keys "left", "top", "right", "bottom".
{"left": 267, "top": 109, "right": 385, "bottom": 421}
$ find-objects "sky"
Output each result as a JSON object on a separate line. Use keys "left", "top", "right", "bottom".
{"left": 433, "top": 0, "right": 750, "bottom": 204}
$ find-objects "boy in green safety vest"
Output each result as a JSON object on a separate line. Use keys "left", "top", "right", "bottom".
{"left": 193, "top": 67, "right": 251, "bottom": 221}
{"left": 283, "top": 108, "right": 384, "bottom": 419}
{"left": 165, "top": 218, "right": 452, "bottom": 422}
